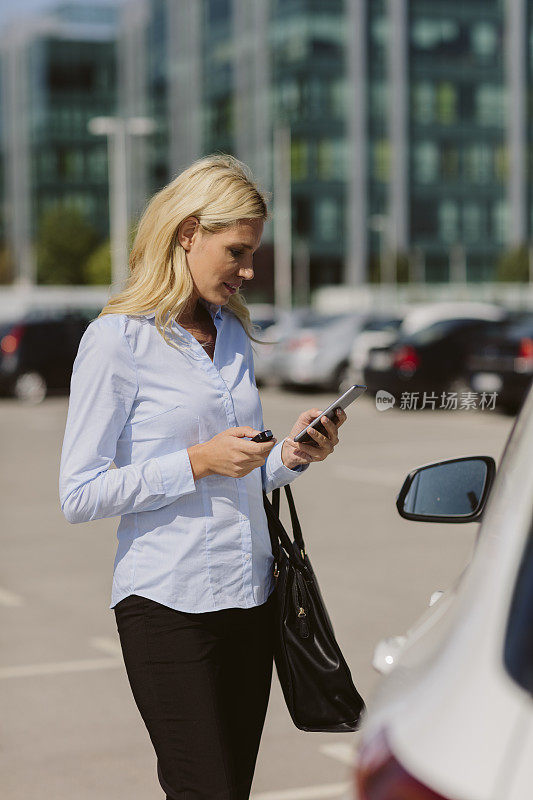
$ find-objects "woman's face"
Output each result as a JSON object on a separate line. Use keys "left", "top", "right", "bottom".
{"left": 178, "top": 216, "right": 264, "bottom": 310}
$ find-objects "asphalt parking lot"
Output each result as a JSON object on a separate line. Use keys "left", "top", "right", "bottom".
{"left": 0, "top": 388, "right": 514, "bottom": 800}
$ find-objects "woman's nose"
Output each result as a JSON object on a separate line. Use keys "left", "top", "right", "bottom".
{"left": 240, "top": 266, "right": 254, "bottom": 280}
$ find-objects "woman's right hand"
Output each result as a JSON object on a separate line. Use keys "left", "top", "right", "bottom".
{"left": 187, "top": 427, "right": 277, "bottom": 480}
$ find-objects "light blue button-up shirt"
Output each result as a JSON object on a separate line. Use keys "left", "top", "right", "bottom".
{"left": 59, "top": 298, "right": 308, "bottom": 612}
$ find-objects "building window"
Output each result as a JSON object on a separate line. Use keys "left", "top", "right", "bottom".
{"left": 464, "top": 144, "right": 492, "bottom": 183}
{"left": 331, "top": 78, "right": 347, "bottom": 118}
{"left": 436, "top": 82, "right": 457, "bottom": 124}
{"left": 316, "top": 197, "right": 340, "bottom": 242}
{"left": 317, "top": 138, "right": 346, "bottom": 180}
{"left": 411, "top": 18, "right": 461, "bottom": 54}
{"left": 412, "top": 82, "right": 434, "bottom": 124}
{"left": 38, "top": 151, "right": 58, "bottom": 180}
{"left": 492, "top": 200, "right": 509, "bottom": 245}
{"left": 370, "top": 14, "right": 388, "bottom": 50}
{"left": 276, "top": 79, "right": 299, "bottom": 117}
{"left": 291, "top": 139, "right": 309, "bottom": 180}
{"left": 369, "top": 81, "right": 388, "bottom": 119}
{"left": 471, "top": 21, "right": 498, "bottom": 60}
{"left": 372, "top": 139, "right": 390, "bottom": 182}
{"left": 63, "top": 150, "right": 85, "bottom": 180}
{"left": 294, "top": 196, "right": 311, "bottom": 236}
{"left": 463, "top": 202, "right": 483, "bottom": 242}
{"left": 87, "top": 147, "right": 108, "bottom": 180}
{"left": 475, "top": 85, "right": 504, "bottom": 126}
{"left": 207, "top": 0, "right": 230, "bottom": 25}
{"left": 494, "top": 146, "right": 508, "bottom": 182}
{"left": 441, "top": 144, "right": 459, "bottom": 180}
{"left": 438, "top": 200, "right": 459, "bottom": 243}
{"left": 413, "top": 141, "right": 439, "bottom": 183}
{"left": 212, "top": 94, "right": 233, "bottom": 137}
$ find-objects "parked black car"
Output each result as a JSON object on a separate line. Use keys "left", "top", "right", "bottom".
{"left": 466, "top": 312, "right": 533, "bottom": 414}
{"left": 0, "top": 308, "right": 97, "bottom": 403}
{"left": 363, "top": 316, "right": 509, "bottom": 400}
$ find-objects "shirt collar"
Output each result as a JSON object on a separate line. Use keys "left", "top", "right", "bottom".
{"left": 141, "top": 298, "right": 223, "bottom": 322}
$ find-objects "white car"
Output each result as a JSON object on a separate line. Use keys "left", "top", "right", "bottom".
{"left": 353, "top": 383, "right": 533, "bottom": 800}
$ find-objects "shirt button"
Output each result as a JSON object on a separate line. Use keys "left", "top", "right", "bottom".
{"left": 244, "top": 554, "right": 251, "bottom": 561}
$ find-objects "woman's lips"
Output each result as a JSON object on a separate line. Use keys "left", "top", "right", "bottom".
{"left": 223, "top": 282, "right": 238, "bottom": 294}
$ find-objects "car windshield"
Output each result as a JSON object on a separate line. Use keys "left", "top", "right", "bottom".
{"left": 297, "top": 312, "right": 351, "bottom": 329}
{"left": 502, "top": 313, "right": 533, "bottom": 340}
{"left": 362, "top": 317, "right": 403, "bottom": 333}
{"left": 406, "top": 318, "right": 488, "bottom": 347}
{"left": 504, "top": 522, "right": 533, "bottom": 695}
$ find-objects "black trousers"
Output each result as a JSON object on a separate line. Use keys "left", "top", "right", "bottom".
{"left": 113, "top": 590, "right": 276, "bottom": 800}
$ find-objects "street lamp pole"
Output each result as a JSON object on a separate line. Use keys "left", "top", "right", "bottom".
{"left": 273, "top": 123, "right": 292, "bottom": 310}
{"left": 88, "top": 116, "right": 156, "bottom": 291}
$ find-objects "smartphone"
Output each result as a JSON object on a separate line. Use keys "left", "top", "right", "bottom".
{"left": 293, "top": 385, "right": 367, "bottom": 446}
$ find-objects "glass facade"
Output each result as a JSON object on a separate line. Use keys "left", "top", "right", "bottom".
{"left": 2, "top": 0, "right": 533, "bottom": 289}
{"left": 408, "top": 0, "right": 505, "bottom": 281}
{"left": 32, "top": 36, "right": 116, "bottom": 236}
{"left": 0, "top": 1, "right": 118, "bottom": 284}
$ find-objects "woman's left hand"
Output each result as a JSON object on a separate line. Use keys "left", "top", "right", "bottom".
{"left": 281, "top": 407, "right": 347, "bottom": 469}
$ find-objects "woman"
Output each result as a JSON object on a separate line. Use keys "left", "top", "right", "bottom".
{"left": 59, "top": 154, "right": 346, "bottom": 800}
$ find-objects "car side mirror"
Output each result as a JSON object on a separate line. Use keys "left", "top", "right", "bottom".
{"left": 396, "top": 456, "right": 496, "bottom": 523}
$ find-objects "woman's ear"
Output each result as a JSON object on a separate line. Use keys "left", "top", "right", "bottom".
{"left": 177, "top": 216, "right": 199, "bottom": 252}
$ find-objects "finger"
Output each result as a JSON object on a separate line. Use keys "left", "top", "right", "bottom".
{"left": 243, "top": 438, "right": 277, "bottom": 453}
{"left": 334, "top": 408, "right": 347, "bottom": 426}
{"left": 306, "top": 426, "right": 332, "bottom": 450}
{"left": 320, "top": 415, "right": 339, "bottom": 443}
{"left": 233, "top": 426, "right": 261, "bottom": 438}
{"left": 284, "top": 438, "right": 315, "bottom": 460}
{"left": 301, "top": 408, "right": 322, "bottom": 421}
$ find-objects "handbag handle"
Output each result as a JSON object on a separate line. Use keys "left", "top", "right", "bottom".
{"left": 262, "top": 485, "right": 308, "bottom": 571}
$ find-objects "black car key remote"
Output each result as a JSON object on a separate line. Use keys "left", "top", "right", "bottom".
{"left": 251, "top": 429, "right": 274, "bottom": 443}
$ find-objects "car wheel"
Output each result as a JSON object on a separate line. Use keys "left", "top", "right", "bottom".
{"left": 13, "top": 371, "right": 47, "bottom": 404}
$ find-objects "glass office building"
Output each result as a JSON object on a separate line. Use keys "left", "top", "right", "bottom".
{"left": 122, "top": 0, "right": 530, "bottom": 294}
{"left": 2, "top": 0, "right": 532, "bottom": 290}
{"left": 0, "top": 2, "right": 117, "bottom": 283}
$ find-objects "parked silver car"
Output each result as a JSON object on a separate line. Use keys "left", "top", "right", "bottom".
{"left": 249, "top": 306, "right": 315, "bottom": 387}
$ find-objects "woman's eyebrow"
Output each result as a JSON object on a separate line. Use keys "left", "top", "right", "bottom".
{"left": 229, "top": 243, "right": 257, "bottom": 252}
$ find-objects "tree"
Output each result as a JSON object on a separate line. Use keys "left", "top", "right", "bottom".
{"left": 496, "top": 245, "right": 529, "bottom": 282}
{"left": 36, "top": 205, "right": 101, "bottom": 284}
{"left": 0, "top": 243, "right": 14, "bottom": 284}
{"left": 84, "top": 239, "right": 112, "bottom": 284}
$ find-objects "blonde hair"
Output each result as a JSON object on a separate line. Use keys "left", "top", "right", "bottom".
{"left": 98, "top": 153, "right": 271, "bottom": 351}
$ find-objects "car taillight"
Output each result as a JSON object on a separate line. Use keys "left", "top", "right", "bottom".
{"left": 356, "top": 729, "right": 452, "bottom": 800}
{"left": 286, "top": 334, "right": 317, "bottom": 351}
{"left": 518, "top": 337, "right": 533, "bottom": 360}
{"left": 0, "top": 324, "right": 24, "bottom": 355}
{"left": 514, "top": 337, "right": 533, "bottom": 373}
{"left": 393, "top": 345, "right": 420, "bottom": 376}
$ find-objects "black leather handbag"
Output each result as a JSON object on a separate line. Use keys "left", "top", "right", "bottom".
{"left": 262, "top": 484, "right": 365, "bottom": 732}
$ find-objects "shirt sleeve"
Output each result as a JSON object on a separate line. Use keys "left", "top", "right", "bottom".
{"left": 247, "top": 342, "right": 310, "bottom": 494}
{"left": 59, "top": 316, "right": 197, "bottom": 524}
{"left": 261, "top": 434, "right": 309, "bottom": 495}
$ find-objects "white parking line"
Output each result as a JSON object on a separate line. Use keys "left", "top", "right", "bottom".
{"left": 0, "top": 656, "right": 122, "bottom": 680}
{"left": 319, "top": 743, "right": 356, "bottom": 766}
{"left": 89, "top": 636, "right": 122, "bottom": 657}
{"left": 0, "top": 587, "right": 24, "bottom": 607}
{"left": 251, "top": 783, "right": 349, "bottom": 800}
